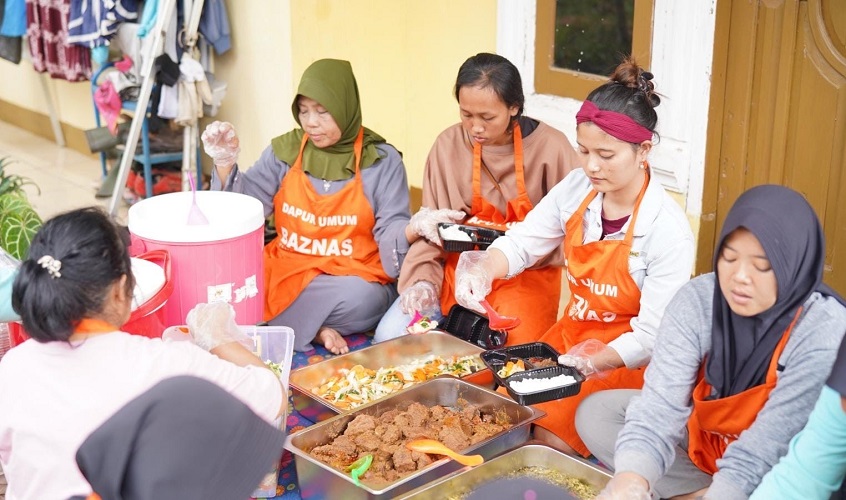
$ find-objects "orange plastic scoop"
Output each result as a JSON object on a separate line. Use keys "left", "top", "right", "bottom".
{"left": 406, "top": 439, "right": 484, "bottom": 467}
{"left": 480, "top": 299, "right": 521, "bottom": 331}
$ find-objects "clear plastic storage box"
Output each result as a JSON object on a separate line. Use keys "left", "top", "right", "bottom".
{"left": 162, "top": 324, "right": 295, "bottom": 498}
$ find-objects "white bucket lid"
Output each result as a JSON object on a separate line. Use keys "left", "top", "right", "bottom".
{"left": 128, "top": 191, "right": 266, "bottom": 243}
{"left": 130, "top": 257, "right": 166, "bottom": 312}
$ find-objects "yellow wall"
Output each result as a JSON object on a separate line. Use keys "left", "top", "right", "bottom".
{"left": 0, "top": 56, "right": 96, "bottom": 132}
{"left": 289, "top": 0, "right": 497, "bottom": 187}
{"left": 0, "top": 0, "right": 497, "bottom": 188}
{"left": 205, "top": 2, "right": 294, "bottom": 171}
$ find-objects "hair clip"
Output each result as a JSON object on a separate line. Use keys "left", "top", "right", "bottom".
{"left": 37, "top": 255, "right": 62, "bottom": 279}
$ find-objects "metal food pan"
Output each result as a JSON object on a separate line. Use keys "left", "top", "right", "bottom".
{"left": 398, "top": 442, "right": 611, "bottom": 499}
{"left": 284, "top": 378, "right": 545, "bottom": 500}
{"left": 289, "top": 332, "right": 492, "bottom": 422}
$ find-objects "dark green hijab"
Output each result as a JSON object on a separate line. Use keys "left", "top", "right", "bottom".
{"left": 271, "top": 59, "right": 387, "bottom": 181}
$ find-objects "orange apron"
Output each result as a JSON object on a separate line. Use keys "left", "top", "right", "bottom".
{"left": 440, "top": 122, "right": 562, "bottom": 345}
{"left": 533, "top": 173, "right": 650, "bottom": 456}
{"left": 686, "top": 308, "right": 801, "bottom": 474}
{"left": 263, "top": 128, "right": 391, "bottom": 320}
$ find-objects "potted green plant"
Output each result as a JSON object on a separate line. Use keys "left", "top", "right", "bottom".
{"left": 0, "top": 157, "right": 42, "bottom": 260}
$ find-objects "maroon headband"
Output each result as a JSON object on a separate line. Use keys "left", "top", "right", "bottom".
{"left": 576, "top": 100, "right": 653, "bottom": 143}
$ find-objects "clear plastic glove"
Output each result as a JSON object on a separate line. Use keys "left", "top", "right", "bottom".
{"left": 596, "top": 474, "right": 652, "bottom": 500}
{"left": 400, "top": 281, "right": 440, "bottom": 316}
{"left": 186, "top": 302, "right": 252, "bottom": 351}
{"left": 558, "top": 339, "right": 615, "bottom": 380}
{"left": 201, "top": 121, "right": 240, "bottom": 168}
{"left": 454, "top": 251, "right": 495, "bottom": 314}
{"left": 408, "top": 207, "right": 466, "bottom": 245}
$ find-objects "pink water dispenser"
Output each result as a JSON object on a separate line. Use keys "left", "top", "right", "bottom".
{"left": 127, "top": 191, "right": 266, "bottom": 327}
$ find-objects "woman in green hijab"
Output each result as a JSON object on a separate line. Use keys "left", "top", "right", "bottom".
{"left": 202, "top": 59, "right": 411, "bottom": 355}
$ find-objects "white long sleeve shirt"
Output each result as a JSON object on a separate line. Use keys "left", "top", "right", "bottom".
{"left": 0, "top": 333, "right": 282, "bottom": 500}
{"left": 489, "top": 169, "right": 695, "bottom": 367}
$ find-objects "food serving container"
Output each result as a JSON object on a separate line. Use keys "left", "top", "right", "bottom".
{"left": 438, "top": 223, "right": 504, "bottom": 252}
{"left": 397, "top": 442, "right": 611, "bottom": 499}
{"left": 482, "top": 342, "right": 585, "bottom": 405}
{"left": 289, "top": 332, "right": 492, "bottom": 422}
{"left": 441, "top": 304, "right": 505, "bottom": 350}
{"left": 284, "top": 377, "right": 545, "bottom": 500}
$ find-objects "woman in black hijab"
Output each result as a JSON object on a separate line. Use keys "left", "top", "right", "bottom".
{"left": 71, "top": 376, "right": 286, "bottom": 500}
{"left": 576, "top": 185, "right": 846, "bottom": 499}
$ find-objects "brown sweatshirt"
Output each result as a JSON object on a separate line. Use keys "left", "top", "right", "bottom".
{"left": 398, "top": 119, "right": 580, "bottom": 293}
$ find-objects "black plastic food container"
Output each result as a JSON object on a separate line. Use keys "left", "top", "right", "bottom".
{"left": 438, "top": 223, "right": 505, "bottom": 252}
{"left": 441, "top": 304, "right": 507, "bottom": 349}
{"left": 481, "top": 342, "right": 584, "bottom": 405}
{"left": 503, "top": 365, "right": 585, "bottom": 405}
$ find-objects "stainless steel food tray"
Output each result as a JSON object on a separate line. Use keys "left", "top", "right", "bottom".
{"left": 284, "top": 377, "right": 545, "bottom": 500}
{"left": 398, "top": 442, "right": 611, "bottom": 499}
{"left": 289, "top": 331, "right": 493, "bottom": 422}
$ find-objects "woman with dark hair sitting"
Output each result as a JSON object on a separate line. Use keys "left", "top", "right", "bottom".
{"left": 0, "top": 207, "right": 285, "bottom": 500}
{"left": 376, "top": 52, "right": 580, "bottom": 344}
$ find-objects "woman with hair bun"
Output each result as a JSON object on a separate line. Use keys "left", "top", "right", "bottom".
{"left": 453, "top": 57, "right": 695, "bottom": 456}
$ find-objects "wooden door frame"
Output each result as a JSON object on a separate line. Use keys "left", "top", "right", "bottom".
{"left": 695, "top": 0, "right": 733, "bottom": 275}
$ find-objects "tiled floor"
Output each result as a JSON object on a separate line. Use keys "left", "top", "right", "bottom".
{"left": 0, "top": 120, "right": 129, "bottom": 224}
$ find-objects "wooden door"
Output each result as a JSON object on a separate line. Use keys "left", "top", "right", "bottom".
{"left": 699, "top": 0, "right": 846, "bottom": 294}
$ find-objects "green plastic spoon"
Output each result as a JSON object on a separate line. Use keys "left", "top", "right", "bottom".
{"left": 346, "top": 454, "right": 373, "bottom": 486}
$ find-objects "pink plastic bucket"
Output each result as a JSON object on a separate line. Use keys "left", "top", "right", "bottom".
{"left": 127, "top": 191, "right": 266, "bottom": 327}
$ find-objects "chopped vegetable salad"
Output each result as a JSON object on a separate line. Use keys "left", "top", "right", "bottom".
{"left": 312, "top": 355, "right": 481, "bottom": 410}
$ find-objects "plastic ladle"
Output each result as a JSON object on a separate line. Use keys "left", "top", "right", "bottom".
{"left": 186, "top": 174, "right": 209, "bottom": 225}
{"left": 406, "top": 439, "right": 484, "bottom": 467}
{"left": 346, "top": 454, "right": 373, "bottom": 486}
{"left": 406, "top": 310, "right": 423, "bottom": 329}
{"left": 479, "top": 299, "right": 521, "bottom": 331}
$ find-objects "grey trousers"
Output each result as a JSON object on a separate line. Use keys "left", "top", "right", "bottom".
{"left": 267, "top": 274, "right": 398, "bottom": 352}
{"left": 575, "top": 389, "right": 713, "bottom": 499}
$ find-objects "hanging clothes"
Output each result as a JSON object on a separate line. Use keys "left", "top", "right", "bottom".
{"left": 198, "top": 0, "right": 230, "bottom": 55}
{"left": 26, "top": 0, "right": 91, "bottom": 81}
{"left": 175, "top": 55, "right": 211, "bottom": 126}
{"left": 67, "top": 0, "right": 140, "bottom": 48}
{"left": 0, "top": 0, "right": 25, "bottom": 36}
{"left": 93, "top": 79, "right": 121, "bottom": 134}
{"left": 0, "top": 0, "right": 23, "bottom": 63}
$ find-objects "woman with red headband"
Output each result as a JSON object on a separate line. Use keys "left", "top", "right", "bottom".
{"left": 453, "top": 57, "right": 695, "bottom": 456}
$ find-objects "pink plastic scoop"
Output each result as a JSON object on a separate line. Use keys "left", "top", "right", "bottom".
{"left": 186, "top": 174, "right": 209, "bottom": 225}
{"left": 480, "top": 299, "right": 521, "bottom": 331}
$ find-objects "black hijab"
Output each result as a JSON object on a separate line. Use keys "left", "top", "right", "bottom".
{"left": 705, "top": 185, "right": 844, "bottom": 398}
{"left": 73, "top": 376, "right": 285, "bottom": 500}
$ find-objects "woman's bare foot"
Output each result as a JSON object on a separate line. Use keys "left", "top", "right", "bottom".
{"left": 533, "top": 426, "right": 579, "bottom": 456}
{"left": 315, "top": 327, "right": 349, "bottom": 355}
